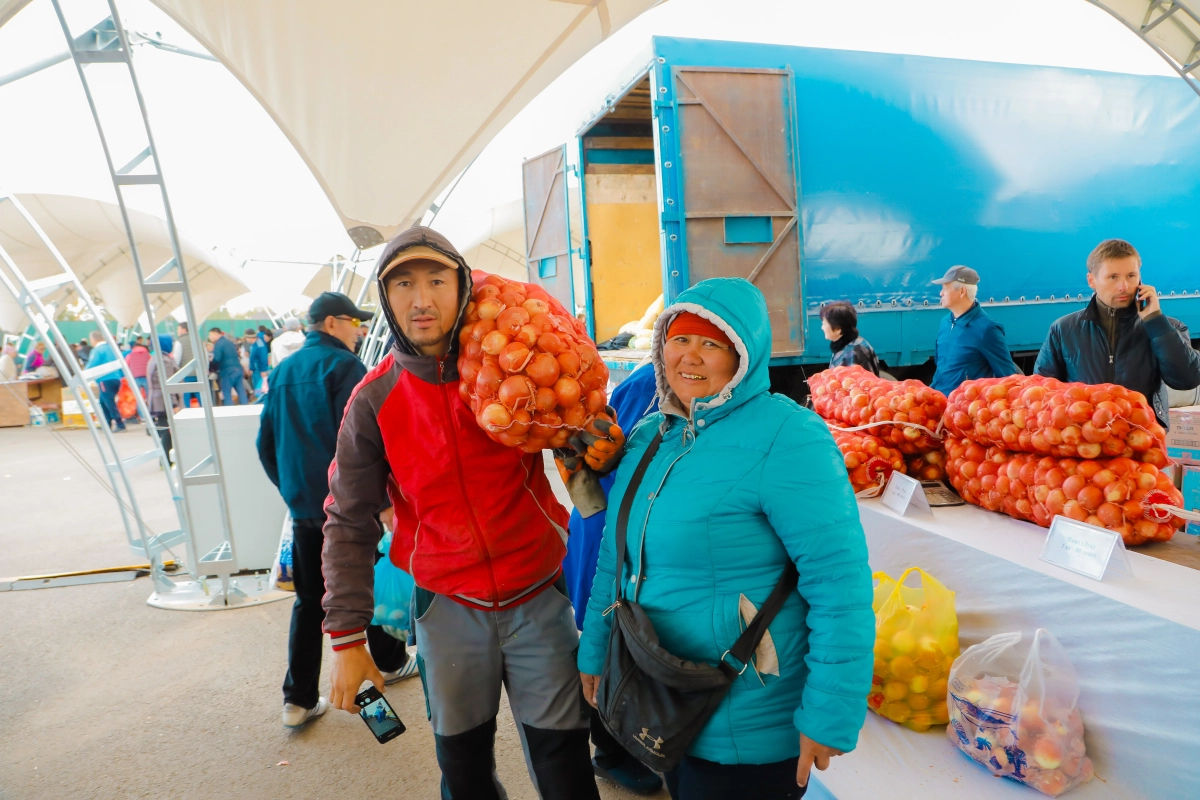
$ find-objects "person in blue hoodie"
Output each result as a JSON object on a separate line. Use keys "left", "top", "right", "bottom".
{"left": 84, "top": 329, "right": 126, "bottom": 432}
{"left": 563, "top": 360, "right": 660, "bottom": 794}
{"left": 930, "top": 266, "right": 1020, "bottom": 396}
{"left": 577, "top": 278, "right": 874, "bottom": 799}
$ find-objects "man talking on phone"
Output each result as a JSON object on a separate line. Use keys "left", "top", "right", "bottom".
{"left": 320, "top": 228, "right": 614, "bottom": 799}
{"left": 1035, "top": 238, "right": 1200, "bottom": 426}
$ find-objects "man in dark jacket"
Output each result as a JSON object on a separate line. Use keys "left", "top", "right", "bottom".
{"left": 257, "top": 291, "right": 412, "bottom": 729}
{"left": 930, "top": 265, "right": 1020, "bottom": 396}
{"left": 1034, "top": 239, "right": 1200, "bottom": 427}
{"left": 322, "top": 228, "right": 615, "bottom": 799}
{"left": 207, "top": 327, "right": 248, "bottom": 405}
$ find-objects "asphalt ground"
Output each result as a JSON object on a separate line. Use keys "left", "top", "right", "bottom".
{"left": 0, "top": 424, "right": 668, "bottom": 800}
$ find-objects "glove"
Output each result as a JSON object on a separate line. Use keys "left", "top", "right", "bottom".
{"left": 579, "top": 408, "right": 625, "bottom": 474}
{"left": 555, "top": 453, "right": 607, "bottom": 519}
{"left": 554, "top": 408, "right": 626, "bottom": 518}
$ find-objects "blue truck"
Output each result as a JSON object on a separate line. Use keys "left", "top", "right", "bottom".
{"left": 518, "top": 37, "right": 1200, "bottom": 387}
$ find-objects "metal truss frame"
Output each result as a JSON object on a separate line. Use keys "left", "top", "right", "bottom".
{"left": 1088, "top": 1, "right": 1200, "bottom": 98}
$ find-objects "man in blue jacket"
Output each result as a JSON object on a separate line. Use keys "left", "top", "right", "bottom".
{"left": 207, "top": 327, "right": 248, "bottom": 405}
{"left": 930, "top": 266, "right": 1020, "bottom": 396}
{"left": 257, "top": 291, "right": 413, "bottom": 729}
{"left": 563, "top": 361, "right": 661, "bottom": 794}
{"left": 1034, "top": 239, "right": 1200, "bottom": 427}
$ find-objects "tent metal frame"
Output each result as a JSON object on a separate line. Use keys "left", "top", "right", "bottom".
{"left": 2, "top": 0, "right": 245, "bottom": 607}
{"left": 1088, "top": 1, "right": 1200, "bottom": 98}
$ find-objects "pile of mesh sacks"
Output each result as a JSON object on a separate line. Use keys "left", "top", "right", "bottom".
{"left": 944, "top": 375, "right": 1184, "bottom": 545}
{"left": 809, "top": 366, "right": 949, "bottom": 493}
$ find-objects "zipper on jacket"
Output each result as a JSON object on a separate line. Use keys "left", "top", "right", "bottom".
{"left": 437, "top": 356, "right": 501, "bottom": 606}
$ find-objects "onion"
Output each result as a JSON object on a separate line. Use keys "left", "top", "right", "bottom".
{"left": 480, "top": 403, "right": 512, "bottom": 430}
{"left": 463, "top": 340, "right": 483, "bottom": 360}
{"left": 556, "top": 349, "right": 580, "bottom": 377}
{"left": 534, "top": 387, "right": 558, "bottom": 412}
{"left": 474, "top": 284, "right": 500, "bottom": 301}
{"left": 537, "top": 331, "right": 564, "bottom": 355}
{"left": 471, "top": 318, "right": 496, "bottom": 342}
{"left": 498, "top": 375, "right": 535, "bottom": 411}
{"left": 522, "top": 298, "right": 550, "bottom": 316}
{"left": 516, "top": 324, "right": 541, "bottom": 347}
{"left": 498, "top": 342, "right": 532, "bottom": 373}
{"left": 530, "top": 313, "right": 555, "bottom": 333}
{"left": 531, "top": 410, "right": 562, "bottom": 438}
{"left": 495, "top": 306, "right": 531, "bottom": 336}
{"left": 549, "top": 429, "right": 571, "bottom": 448}
{"left": 483, "top": 274, "right": 507, "bottom": 288}
{"left": 499, "top": 289, "right": 526, "bottom": 308}
{"left": 526, "top": 353, "right": 561, "bottom": 388}
{"left": 459, "top": 358, "right": 482, "bottom": 385}
{"left": 481, "top": 330, "right": 511, "bottom": 356}
{"left": 585, "top": 389, "right": 606, "bottom": 414}
{"left": 553, "top": 376, "right": 582, "bottom": 407}
{"left": 561, "top": 403, "right": 587, "bottom": 428}
{"left": 475, "top": 363, "right": 503, "bottom": 398}
{"left": 520, "top": 437, "right": 550, "bottom": 454}
{"left": 579, "top": 365, "right": 608, "bottom": 393}
{"left": 509, "top": 409, "right": 532, "bottom": 436}
{"left": 477, "top": 298, "right": 503, "bottom": 320}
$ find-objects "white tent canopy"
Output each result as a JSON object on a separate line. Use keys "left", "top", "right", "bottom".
{"left": 0, "top": 193, "right": 247, "bottom": 331}
{"left": 115, "top": 0, "right": 661, "bottom": 243}
{"left": 1089, "top": 2, "right": 1200, "bottom": 84}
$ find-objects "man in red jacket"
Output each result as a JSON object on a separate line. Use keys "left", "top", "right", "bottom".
{"left": 322, "top": 227, "right": 616, "bottom": 799}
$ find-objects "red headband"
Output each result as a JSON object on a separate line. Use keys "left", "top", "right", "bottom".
{"left": 666, "top": 311, "right": 733, "bottom": 348}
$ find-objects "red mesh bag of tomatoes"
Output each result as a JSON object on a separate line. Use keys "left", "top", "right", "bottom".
{"left": 832, "top": 430, "right": 908, "bottom": 495}
{"left": 809, "top": 366, "right": 947, "bottom": 454}
{"left": 944, "top": 375, "right": 1168, "bottom": 467}
{"left": 906, "top": 450, "right": 947, "bottom": 482}
{"left": 458, "top": 271, "right": 610, "bottom": 453}
{"left": 944, "top": 435, "right": 1185, "bottom": 545}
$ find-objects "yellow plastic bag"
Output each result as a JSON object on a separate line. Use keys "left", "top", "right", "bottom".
{"left": 867, "top": 567, "right": 959, "bottom": 732}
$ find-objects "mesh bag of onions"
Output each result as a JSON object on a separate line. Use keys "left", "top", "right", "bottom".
{"left": 944, "top": 435, "right": 1184, "bottom": 545}
{"left": 458, "top": 271, "right": 610, "bottom": 452}
{"left": 831, "top": 430, "right": 908, "bottom": 495}
{"left": 944, "top": 375, "right": 1169, "bottom": 467}
{"left": 808, "top": 365, "right": 947, "bottom": 454}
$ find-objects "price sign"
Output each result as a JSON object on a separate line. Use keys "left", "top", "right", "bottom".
{"left": 1040, "top": 516, "right": 1134, "bottom": 581}
{"left": 880, "top": 471, "right": 933, "bottom": 517}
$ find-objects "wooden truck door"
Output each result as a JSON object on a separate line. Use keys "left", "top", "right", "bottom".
{"left": 674, "top": 67, "right": 803, "bottom": 355}
{"left": 521, "top": 145, "right": 574, "bottom": 309}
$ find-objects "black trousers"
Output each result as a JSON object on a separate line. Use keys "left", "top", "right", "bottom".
{"left": 151, "top": 412, "right": 171, "bottom": 462}
{"left": 665, "top": 755, "right": 807, "bottom": 800}
{"left": 282, "top": 516, "right": 407, "bottom": 709}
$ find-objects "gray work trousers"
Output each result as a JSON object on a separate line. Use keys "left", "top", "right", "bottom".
{"left": 414, "top": 581, "right": 599, "bottom": 800}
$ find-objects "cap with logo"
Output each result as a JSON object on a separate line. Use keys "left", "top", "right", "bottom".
{"left": 931, "top": 265, "right": 980, "bottom": 286}
{"left": 307, "top": 291, "right": 374, "bottom": 324}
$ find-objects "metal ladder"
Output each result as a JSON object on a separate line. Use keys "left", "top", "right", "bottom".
{"left": 45, "top": 0, "right": 239, "bottom": 602}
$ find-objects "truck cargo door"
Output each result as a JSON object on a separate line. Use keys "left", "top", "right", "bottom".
{"left": 674, "top": 67, "right": 803, "bottom": 355}
{"left": 521, "top": 145, "right": 574, "bottom": 309}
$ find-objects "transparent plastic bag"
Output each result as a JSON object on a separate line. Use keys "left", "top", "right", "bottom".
{"left": 269, "top": 515, "right": 294, "bottom": 592}
{"left": 947, "top": 629, "right": 1094, "bottom": 796}
{"left": 868, "top": 567, "right": 959, "bottom": 731}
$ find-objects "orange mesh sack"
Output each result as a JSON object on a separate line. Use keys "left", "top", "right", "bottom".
{"left": 831, "top": 430, "right": 907, "bottom": 495}
{"left": 944, "top": 435, "right": 1184, "bottom": 545}
{"left": 906, "top": 450, "right": 947, "bottom": 482}
{"left": 809, "top": 365, "right": 947, "bottom": 454}
{"left": 944, "top": 375, "right": 1168, "bottom": 466}
{"left": 458, "top": 271, "right": 610, "bottom": 452}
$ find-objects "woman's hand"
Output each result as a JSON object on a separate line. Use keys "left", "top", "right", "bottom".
{"left": 796, "top": 733, "right": 844, "bottom": 787}
{"left": 580, "top": 672, "right": 600, "bottom": 708}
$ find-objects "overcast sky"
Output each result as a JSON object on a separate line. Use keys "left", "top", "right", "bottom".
{"left": 0, "top": 0, "right": 1177, "bottom": 314}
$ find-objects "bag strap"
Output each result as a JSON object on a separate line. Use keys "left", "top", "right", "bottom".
{"left": 725, "top": 562, "right": 799, "bottom": 672}
{"left": 614, "top": 429, "right": 665, "bottom": 600}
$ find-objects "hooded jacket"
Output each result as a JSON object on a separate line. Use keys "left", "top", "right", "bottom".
{"left": 320, "top": 227, "right": 570, "bottom": 650}
{"left": 1034, "top": 296, "right": 1200, "bottom": 427}
{"left": 577, "top": 277, "right": 875, "bottom": 762}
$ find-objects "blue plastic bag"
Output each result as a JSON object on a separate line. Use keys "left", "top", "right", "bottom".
{"left": 372, "top": 531, "right": 414, "bottom": 641}
{"left": 271, "top": 516, "right": 295, "bottom": 592}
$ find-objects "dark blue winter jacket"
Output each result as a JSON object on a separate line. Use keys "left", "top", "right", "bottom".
{"left": 563, "top": 361, "right": 659, "bottom": 628}
{"left": 1034, "top": 296, "right": 1200, "bottom": 427}
{"left": 256, "top": 331, "right": 366, "bottom": 519}
{"left": 931, "top": 302, "right": 1020, "bottom": 396}
{"left": 209, "top": 336, "right": 243, "bottom": 378}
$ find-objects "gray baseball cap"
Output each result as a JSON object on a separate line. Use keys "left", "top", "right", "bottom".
{"left": 932, "top": 265, "right": 980, "bottom": 285}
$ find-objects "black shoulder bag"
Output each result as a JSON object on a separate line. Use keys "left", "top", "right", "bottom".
{"left": 594, "top": 430, "right": 799, "bottom": 772}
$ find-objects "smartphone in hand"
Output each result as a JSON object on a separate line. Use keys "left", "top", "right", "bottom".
{"left": 356, "top": 686, "right": 406, "bottom": 743}
{"left": 1137, "top": 283, "right": 1149, "bottom": 311}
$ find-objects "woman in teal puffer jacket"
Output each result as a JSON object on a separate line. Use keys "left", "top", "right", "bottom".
{"left": 577, "top": 278, "right": 875, "bottom": 799}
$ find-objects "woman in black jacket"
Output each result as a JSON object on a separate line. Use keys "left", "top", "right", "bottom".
{"left": 820, "top": 301, "right": 880, "bottom": 375}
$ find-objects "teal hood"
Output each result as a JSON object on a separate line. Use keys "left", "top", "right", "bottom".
{"left": 651, "top": 277, "right": 772, "bottom": 430}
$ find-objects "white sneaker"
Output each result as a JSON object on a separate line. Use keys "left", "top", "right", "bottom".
{"left": 381, "top": 649, "right": 420, "bottom": 684}
{"left": 282, "top": 697, "right": 328, "bottom": 728}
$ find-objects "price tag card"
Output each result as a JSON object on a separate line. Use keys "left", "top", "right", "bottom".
{"left": 880, "top": 471, "right": 933, "bottom": 517}
{"left": 1040, "top": 516, "right": 1134, "bottom": 581}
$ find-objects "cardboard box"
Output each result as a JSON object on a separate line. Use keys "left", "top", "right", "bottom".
{"left": 1182, "top": 465, "right": 1200, "bottom": 536}
{"left": 1167, "top": 406, "right": 1200, "bottom": 465}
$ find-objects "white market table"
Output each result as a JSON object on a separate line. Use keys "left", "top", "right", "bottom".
{"left": 810, "top": 499, "right": 1200, "bottom": 800}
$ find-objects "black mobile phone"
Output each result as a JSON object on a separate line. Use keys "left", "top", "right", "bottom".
{"left": 356, "top": 686, "right": 406, "bottom": 743}
{"left": 1137, "top": 283, "right": 1149, "bottom": 311}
